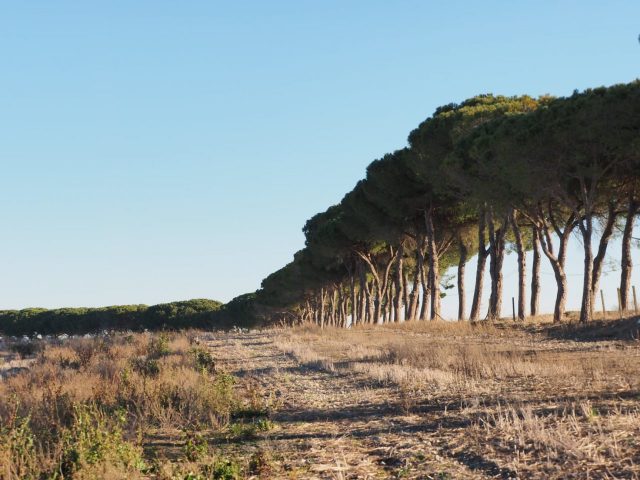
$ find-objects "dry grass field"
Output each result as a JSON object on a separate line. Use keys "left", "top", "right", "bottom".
{"left": 271, "top": 316, "right": 640, "bottom": 479}
{"left": 1, "top": 315, "right": 639, "bottom": 479}
{"left": 0, "top": 331, "right": 275, "bottom": 479}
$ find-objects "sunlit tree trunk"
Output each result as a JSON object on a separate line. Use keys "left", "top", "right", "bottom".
{"left": 319, "top": 288, "right": 326, "bottom": 328}
{"left": 470, "top": 208, "right": 489, "bottom": 322}
{"left": 330, "top": 287, "right": 338, "bottom": 326}
{"left": 349, "top": 272, "right": 356, "bottom": 327}
{"left": 407, "top": 255, "right": 420, "bottom": 320}
{"left": 591, "top": 201, "right": 617, "bottom": 301}
{"left": 403, "top": 272, "right": 409, "bottom": 320}
{"left": 530, "top": 226, "right": 541, "bottom": 317}
{"left": 341, "top": 289, "right": 348, "bottom": 328}
{"left": 425, "top": 208, "right": 440, "bottom": 320}
{"left": 536, "top": 205, "right": 575, "bottom": 323}
{"left": 355, "top": 248, "right": 397, "bottom": 325}
{"left": 365, "top": 281, "right": 373, "bottom": 324}
{"left": 394, "top": 244, "right": 405, "bottom": 322}
{"left": 457, "top": 236, "right": 467, "bottom": 321}
{"left": 510, "top": 211, "right": 526, "bottom": 321}
{"left": 487, "top": 208, "right": 510, "bottom": 320}
{"left": 358, "top": 263, "right": 367, "bottom": 324}
{"left": 621, "top": 198, "right": 638, "bottom": 310}
{"left": 419, "top": 260, "right": 430, "bottom": 321}
{"left": 578, "top": 214, "right": 594, "bottom": 324}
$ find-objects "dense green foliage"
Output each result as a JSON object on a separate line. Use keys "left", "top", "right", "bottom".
{"left": 0, "top": 299, "right": 224, "bottom": 335}
{"left": 249, "top": 80, "right": 640, "bottom": 326}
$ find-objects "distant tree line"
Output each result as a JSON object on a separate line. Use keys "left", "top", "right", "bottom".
{"left": 0, "top": 299, "right": 225, "bottom": 336}
{"left": 250, "top": 81, "right": 640, "bottom": 326}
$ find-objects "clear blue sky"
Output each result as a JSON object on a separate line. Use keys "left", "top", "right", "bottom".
{"left": 2, "top": 1, "right": 639, "bottom": 314}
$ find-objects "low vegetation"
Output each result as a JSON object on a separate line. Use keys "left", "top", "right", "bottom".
{"left": 0, "top": 331, "right": 274, "bottom": 479}
{"left": 1, "top": 316, "right": 639, "bottom": 478}
{"left": 273, "top": 316, "right": 640, "bottom": 478}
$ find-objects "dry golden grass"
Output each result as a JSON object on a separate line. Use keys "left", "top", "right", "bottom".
{"left": 2, "top": 317, "right": 639, "bottom": 479}
{"left": 0, "top": 331, "right": 274, "bottom": 480}
{"left": 273, "top": 316, "right": 640, "bottom": 478}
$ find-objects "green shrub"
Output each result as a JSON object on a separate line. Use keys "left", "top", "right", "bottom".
{"left": 181, "top": 431, "right": 208, "bottom": 462}
{"left": 202, "top": 459, "right": 240, "bottom": 480}
{"left": 191, "top": 347, "right": 216, "bottom": 374}
{"left": 0, "top": 415, "right": 38, "bottom": 480}
{"left": 59, "top": 404, "right": 147, "bottom": 477}
{"left": 1, "top": 405, "right": 147, "bottom": 480}
{"left": 148, "top": 333, "right": 171, "bottom": 358}
{"left": 130, "top": 357, "right": 160, "bottom": 378}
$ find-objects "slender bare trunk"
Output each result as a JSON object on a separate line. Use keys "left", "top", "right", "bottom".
{"left": 319, "top": 288, "right": 326, "bottom": 328}
{"left": 487, "top": 209, "right": 509, "bottom": 320}
{"left": 510, "top": 211, "right": 526, "bottom": 320}
{"left": 394, "top": 244, "right": 405, "bottom": 322}
{"left": 403, "top": 272, "right": 410, "bottom": 320}
{"left": 419, "top": 255, "right": 431, "bottom": 320}
{"left": 373, "top": 286, "right": 382, "bottom": 325}
{"left": 470, "top": 209, "right": 488, "bottom": 321}
{"left": 530, "top": 226, "right": 541, "bottom": 317}
{"left": 457, "top": 236, "right": 468, "bottom": 321}
{"left": 385, "top": 281, "right": 393, "bottom": 323}
{"left": 425, "top": 208, "right": 440, "bottom": 320}
{"left": 330, "top": 287, "right": 338, "bottom": 326}
{"left": 621, "top": 199, "right": 639, "bottom": 310}
{"left": 579, "top": 214, "right": 594, "bottom": 324}
{"left": 407, "top": 260, "right": 420, "bottom": 320}
{"left": 591, "top": 201, "right": 617, "bottom": 298}
{"left": 358, "top": 263, "right": 367, "bottom": 325}
{"left": 535, "top": 204, "right": 574, "bottom": 323}
{"left": 349, "top": 273, "right": 356, "bottom": 327}
{"left": 365, "top": 281, "right": 373, "bottom": 324}
{"left": 355, "top": 247, "right": 398, "bottom": 325}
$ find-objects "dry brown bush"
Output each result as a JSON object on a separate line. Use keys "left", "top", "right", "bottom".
{"left": 0, "top": 331, "right": 248, "bottom": 479}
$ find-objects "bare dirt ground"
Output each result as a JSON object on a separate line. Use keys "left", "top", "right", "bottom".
{"left": 203, "top": 318, "right": 640, "bottom": 479}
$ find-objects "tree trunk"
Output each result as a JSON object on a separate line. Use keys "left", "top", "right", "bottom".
{"left": 425, "top": 208, "right": 440, "bottom": 320}
{"left": 349, "top": 273, "right": 356, "bottom": 327}
{"left": 470, "top": 209, "right": 489, "bottom": 322}
{"left": 510, "top": 211, "right": 526, "bottom": 321}
{"left": 621, "top": 199, "right": 639, "bottom": 310}
{"left": 365, "top": 281, "right": 373, "bottom": 324}
{"left": 579, "top": 215, "right": 594, "bottom": 324}
{"left": 419, "top": 256, "right": 431, "bottom": 320}
{"left": 430, "top": 249, "right": 440, "bottom": 321}
{"left": 394, "top": 244, "right": 405, "bottom": 323}
{"left": 358, "top": 263, "right": 367, "bottom": 325}
{"left": 551, "top": 260, "right": 568, "bottom": 323}
{"left": 457, "top": 236, "right": 468, "bottom": 321}
{"left": 355, "top": 248, "right": 398, "bottom": 325}
{"left": 403, "top": 272, "right": 410, "bottom": 320}
{"left": 407, "top": 252, "right": 421, "bottom": 320}
{"left": 591, "top": 201, "right": 617, "bottom": 299}
{"left": 487, "top": 209, "right": 509, "bottom": 320}
{"left": 386, "top": 281, "right": 393, "bottom": 323}
{"left": 530, "top": 226, "right": 541, "bottom": 317}
{"left": 537, "top": 205, "right": 574, "bottom": 323}
{"left": 373, "top": 287, "right": 382, "bottom": 325}
{"left": 319, "top": 288, "right": 326, "bottom": 328}
{"left": 342, "top": 290, "right": 349, "bottom": 327}
{"left": 330, "top": 287, "right": 338, "bottom": 326}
